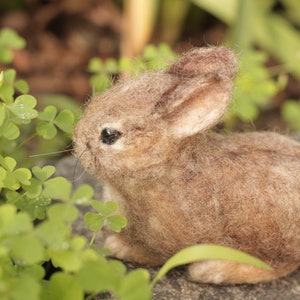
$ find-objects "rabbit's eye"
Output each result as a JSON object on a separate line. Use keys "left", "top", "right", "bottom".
{"left": 100, "top": 128, "right": 123, "bottom": 145}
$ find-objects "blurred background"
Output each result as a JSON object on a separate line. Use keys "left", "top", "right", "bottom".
{"left": 1, "top": 0, "right": 300, "bottom": 132}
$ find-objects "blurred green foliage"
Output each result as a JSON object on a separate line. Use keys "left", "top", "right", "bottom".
{"left": 88, "top": 43, "right": 295, "bottom": 129}
{"left": 88, "top": 43, "right": 176, "bottom": 93}
{"left": 122, "top": 0, "right": 300, "bottom": 130}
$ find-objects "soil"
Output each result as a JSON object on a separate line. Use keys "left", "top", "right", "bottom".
{"left": 55, "top": 156, "right": 300, "bottom": 300}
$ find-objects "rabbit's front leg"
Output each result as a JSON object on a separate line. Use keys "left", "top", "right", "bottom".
{"left": 104, "top": 234, "right": 158, "bottom": 265}
{"left": 188, "top": 260, "right": 279, "bottom": 284}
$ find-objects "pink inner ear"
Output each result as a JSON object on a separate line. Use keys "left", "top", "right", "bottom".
{"left": 168, "top": 83, "right": 233, "bottom": 139}
{"left": 151, "top": 47, "right": 237, "bottom": 139}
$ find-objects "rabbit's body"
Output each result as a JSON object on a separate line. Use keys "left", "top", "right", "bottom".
{"left": 74, "top": 47, "right": 300, "bottom": 284}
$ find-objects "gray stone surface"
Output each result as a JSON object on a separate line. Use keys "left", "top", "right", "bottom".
{"left": 56, "top": 156, "right": 300, "bottom": 300}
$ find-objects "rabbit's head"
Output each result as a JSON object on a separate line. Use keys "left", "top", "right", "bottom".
{"left": 74, "top": 47, "right": 237, "bottom": 179}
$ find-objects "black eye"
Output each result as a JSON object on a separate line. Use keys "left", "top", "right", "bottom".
{"left": 100, "top": 128, "right": 123, "bottom": 145}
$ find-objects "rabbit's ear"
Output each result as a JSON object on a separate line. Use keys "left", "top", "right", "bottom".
{"left": 153, "top": 47, "right": 236, "bottom": 139}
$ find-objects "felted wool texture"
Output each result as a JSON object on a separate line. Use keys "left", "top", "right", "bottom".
{"left": 73, "top": 47, "right": 300, "bottom": 284}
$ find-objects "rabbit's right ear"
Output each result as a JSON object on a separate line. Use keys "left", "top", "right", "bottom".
{"left": 153, "top": 47, "right": 237, "bottom": 139}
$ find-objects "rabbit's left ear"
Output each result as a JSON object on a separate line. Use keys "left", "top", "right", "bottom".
{"left": 152, "top": 47, "right": 237, "bottom": 139}
{"left": 153, "top": 73, "right": 234, "bottom": 139}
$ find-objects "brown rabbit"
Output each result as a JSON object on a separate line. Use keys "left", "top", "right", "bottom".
{"left": 73, "top": 47, "right": 300, "bottom": 284}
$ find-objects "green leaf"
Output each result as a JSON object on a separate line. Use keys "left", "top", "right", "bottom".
{"left": 11, "top": 274, "right": 41, "bottom": 300}
{"left": 23, "top": 178, "right": 42, "bottom": 198}
{"left": 13, "top": 167, "right": 32, "bottom": 185}
{"left": 151, "top": 244, "right": 272, "bottom": 286}
{"left": 43, "top": 177, "right": 71, "bottom": 201}
{"left": 36, "top": 122, "right": 57, "bottom": 139}
{"left": 84, "top": 212, "right": 105, "bottom": 231}
{"left": 0, "top": 46, "right": 12, "bottom": 63}
{"left": 108, "top": 259, "right": 127, "bottom": 277}
{"left": 0, "top": 204, "right": 17, "bottom": 229}
{"left": 88, "top": 57, "right": 105, "bottom": 72}
{"left": 0, "top": 167, "right": 7, "bottom": 189}
{"left": 9, "top": 95, "right": 38, "bottom": 120}
{"left": 10, "top": 233, "right": 45, "bottom": 264}
{"left": 3, "top": 68, "right": 16, "bottom": 84}
{"left": 2, "top": 212, "right": 32, "bottom": 235}
{"left": 0, "top": 82, "right": 14, "bottom": 103}
{"left": 281, "top": 100, "right": 300, "bottom": 131}
{"left": 118, "top": 269, "right": 151, "bottom": 300}
{"left": 48, "top": 249, "right": 82, "bottom": 272}
{"left": 76, "top": 257, "right": 119, "bottom": 293}
{"left": 32, "top": 165, "right": 55, "bottom": 182}
{"left": 0, "top": 156, "right": 17, "bottom": 171}
{"left": 0, "top": 28, "right": 26, "bottom": 49}
{"left": 90, "top": 74, "right": 111, "bottom": 93}
{"left": 119, "top": 57, "right": 133, "bottom": 72}
{"left": 0, "top": 103, "right": 6, "bottom": 127}
{"left": 3, "top": 172, "right": 20, "bottom": 190}
{"left": 21, "top": 264, "right": 45, "bottom": 280}
{"left": 36, "top": 220, "right": 68, "bottom": 249}
{"left": 71, "top": 184, "right": 94, "bottom": 204}
{"left": 105, "top": 58, "right": 119, "bottom": 73}
{"left": 70, "top": 236, "right": 87, "bottom": 251}
{"left": 47, "top": 203, "right": 78, "bottom": 222}
{"left": 54, "top": 110, "right": 75, "bottom": 133}
{"left": 0, "top": 120, "right": 20, "bottom": 139}
{"left": 234, "top": 98, "right": 259, "bottom": 122}
{"left": 38, "top": 105, "right": 57, "bottom": 121}
{"left": 42, "top": 272, "right": 83, "bottom": 300}
{"left": 15, "top": 79, "right": 29, "bottom": 94}
{"left": 90, "top": 200, "right": 118, "bottom": 216}
{"left": 107, "top": 215, "right": 127, "bottom": 233}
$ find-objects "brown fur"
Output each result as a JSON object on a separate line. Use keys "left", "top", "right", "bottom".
{"left": 73, "top": 47, "right": 300, "bottom": 284}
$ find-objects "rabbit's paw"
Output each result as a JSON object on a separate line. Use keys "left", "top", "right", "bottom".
{"left": 188, "top": 260, "right": 277, "bottom": 284}
{"left": 104, "top": 235, "right": 132, "bottom": 260}
{"left": 104, "top": 234, "right": 152, "bottom": 264}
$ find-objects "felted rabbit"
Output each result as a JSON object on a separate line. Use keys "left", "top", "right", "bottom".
{"left": 73, "top": 47, "right": 300, "bottom": 284}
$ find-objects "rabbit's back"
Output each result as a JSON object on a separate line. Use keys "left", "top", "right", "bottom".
{"left": 114, "top": 131, "right": 300, "bottom": 267}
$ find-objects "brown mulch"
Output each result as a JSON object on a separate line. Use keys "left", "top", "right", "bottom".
{"left": 1, "top": 0, "right": 121, "bottom": 101}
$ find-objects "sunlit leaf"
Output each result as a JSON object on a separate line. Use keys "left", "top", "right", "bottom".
{"left": 32, "top": 165, "right": 56, "bottom": 182}
{"left": 54, "top": 110, "right": 75, "bottom": 133}
{"left": 42, "top": 272, "right": 83, "bottom": 300}
{"left": 9, "top": 95, "right": 38, "bottom": 120}
{"left": 36, "top": 122, "right": 57, "bottom": 139}
{"left": 43, "top": 177, "right": 71, "bottom": 201}
{"left": 281, "top": 100, "right": 300, "bottom": 131}
{"left": 10, "top": 233, "right": 45, "bottom": 264}
{"left": 38, "top": 105, "right": 57, "bottom": 121}
{"left": 71, "top": 184, "right": 94, "bottom": 204}
{"left": 15, "top": 79, "right": 29, "bottom": 94}
{"left": 118, "top": 269, "right": 151, "bottom": 300}
{"left": 48, "top": 248, "right": 82, "bottom": 272}
{"left": 107, "top": 215, "right": 127, "bottom": 233}
{"left": 90, "top": 200, "right": 118, "bottom": 216}
{"left": 84, "top": 212, "right": 105, "bottom": 231}
{"left": 13, "top": 168, "right": 32, "bottom": 185}
{"left": 152, "top": 244, "right": 271, "bottom": 286}
{"left": 47, "top": 203, "right": 78, "bottom": 222}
